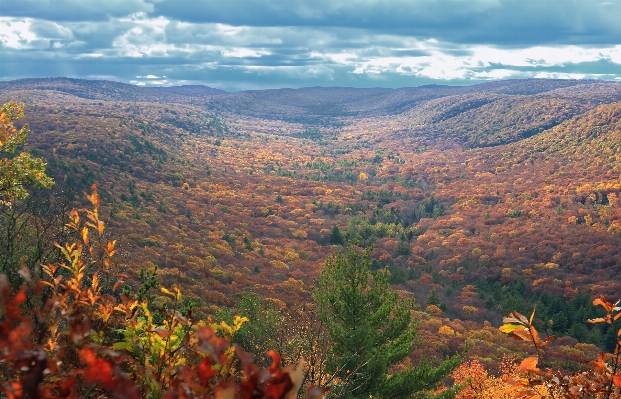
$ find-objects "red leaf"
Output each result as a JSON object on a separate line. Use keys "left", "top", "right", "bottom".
{"left": 196, "top": 357, "right": 217, "bottom": 387}
{"left": 79, "top": 348, "right": 140, "bottom": 399}
{"left": 70, "top": 318, "right": 90, "bottom": 344}
{"left": 267, "top": 350, "right": 281, "bottom": 372}
{"left": 0, "top": 382, "right": 23, "bottom": 399}
{"left": 235, "top": 344, "right": 257, "bottom": 376}
{"left": 613, "top": 373, "right": 621, "bottom": 387}
{"left": 265, "top": 375, "right": 293, "bottom": 399}
{"left": 197, "top": 327, "right": 230, "bottom": 364}
{"left": 110, "top": 374, "right": 141, "bottom": 399}
{"left": 80, "top": 348, "right": 115, "bottom": 390}
{"left": 58, "top": 377, "right": 78, "bottom": 399}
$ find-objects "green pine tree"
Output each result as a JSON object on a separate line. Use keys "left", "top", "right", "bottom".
{"left": 426, "top": 288, "right": 441, "bottom": 307}
{"left": 330, "top": 225, "right": 344, "bottom": 245}
{"left": 313, "top": 245, "right": 461, "bottom": 399}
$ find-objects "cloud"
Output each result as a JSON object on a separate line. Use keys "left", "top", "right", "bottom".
{"left": 150, "top": 0, "right": 621, "bottom": 45}
{"left": 0, "top": 17, "right": 75, "bottom": 49}
{"left": 1, "top": 1, "right": 620, "bottom": 90}
{"left": 7, "top": 0, "right": 154, "bottom": 21}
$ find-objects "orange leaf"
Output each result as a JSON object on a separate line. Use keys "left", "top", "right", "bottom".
{"left": 591, "top": 351, "right": 607, "bottom": 373}
{"left": 81, "top": 227, "right": 89, "bottom": 246}
{"left": 519, "top": 357, "right": 540, "bottom": 374}
{"left": 511, "top": 328, "right": 532, "bottom": 341}
{"left": 0, "top": 382, "right": 23, "bottom": 399}
{"left": 152, "top": 327, "right": 172, "bottom": 338}
{"left": 112, "top": 280, "right": 123, "bottom": 292}
{"left": 593, "top": 296, "right": 615, "bottom": 313}
{"left": 539, "top": 336, "right": 555, "bottom": 347}
{"left": 215, "top": 385, "right": 235, "bottom": 399}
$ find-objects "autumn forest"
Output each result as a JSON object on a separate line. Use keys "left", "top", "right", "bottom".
{"left": 3, "top": 77, "right": 621, "bottom": 398}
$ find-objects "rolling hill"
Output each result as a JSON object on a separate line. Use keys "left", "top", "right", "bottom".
{"left": 2, "top": 77, "right": 621, "bottom": 361}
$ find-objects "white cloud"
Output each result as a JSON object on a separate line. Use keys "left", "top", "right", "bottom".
{"left": 221, "top": 48, "right": 270, "bottom": 58}
{"left": 2, "top": 11, "right": 620, "bottom": 88}
{"left": 0, "top": 17, "right": 78, "bottom": 50}
{"left": 320, "top": 39, "right": 621, "bottom": 81}
{"left": 0, "top": 18, "right": 39, "bottom": 49}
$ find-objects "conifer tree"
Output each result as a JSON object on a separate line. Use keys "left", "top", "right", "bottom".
{"left": 329, "top": 225, "right": 344, "bottom": 245}
{"left": 314, "top": 245, "right": 461, "bottom": 399}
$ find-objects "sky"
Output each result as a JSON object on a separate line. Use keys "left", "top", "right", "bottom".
{"left": 1, "top": 0, "right": 621, "bottom": 91}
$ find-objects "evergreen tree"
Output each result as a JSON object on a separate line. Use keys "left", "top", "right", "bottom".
{"left": 426, "top": 288, "right": 441, "bottom": 307}
{"left": 329, "top": 225, "right": 344, "bottom": 245}
{"left": 314, "top": 245, "right": 460, "bottom": 399}
{"left": 395, "top": 238, "right": 411, "bottom": 257}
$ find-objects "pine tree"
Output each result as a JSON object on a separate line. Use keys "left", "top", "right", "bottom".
{"left": 329, "top": 225, "right": 344, "bottom": 245}
{"left": 314, "top": 245, "right": 461, "bottom": 399}
{"left": 426, "top": 288, "right": 441, "bottom": 307}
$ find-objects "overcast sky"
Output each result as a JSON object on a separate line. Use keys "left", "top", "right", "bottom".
{"left": 1, "top": 0, "right": 621, "bottom": 91}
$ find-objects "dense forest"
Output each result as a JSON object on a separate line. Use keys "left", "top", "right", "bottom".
{"left": 2, "top": 78, "right": 621, "bottom": 398}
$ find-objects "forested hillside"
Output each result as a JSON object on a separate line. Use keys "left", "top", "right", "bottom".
{"left": 3, "top": 78, "right": 621, "bottom": 397}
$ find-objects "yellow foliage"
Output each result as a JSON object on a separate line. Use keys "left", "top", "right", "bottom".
{"left": 426, "top": 304, "right": 443, "bottom": 314}
{"left": 608, "top": 223, "right": 621, "bottom": 235}
{"left": 438, "top": 325, "right": 456, "bottom": 336}
{"left": 270, "top": 260, "right": 289, "bottom": 269}
{"left": 462, "top": 306, "right": 478, "bottom": 314}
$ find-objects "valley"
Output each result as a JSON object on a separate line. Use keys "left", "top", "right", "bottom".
{"left": 3, "top": 77, "right": 621, "bottom": 375}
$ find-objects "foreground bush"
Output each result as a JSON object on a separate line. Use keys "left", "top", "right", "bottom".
{"left": 0, "top": 185, "right": 322, "bottom": 399}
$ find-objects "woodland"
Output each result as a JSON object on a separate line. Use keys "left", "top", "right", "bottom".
{"left": 2, "top": 78, "right": 621, "bottom": 398}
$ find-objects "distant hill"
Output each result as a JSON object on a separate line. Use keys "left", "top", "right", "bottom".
{"left": 4, "top": 77, "right": 621, "bottom": 358}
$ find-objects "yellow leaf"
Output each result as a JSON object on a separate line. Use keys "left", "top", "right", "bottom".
{"left": 160, "top": 287, "right": 174, "bottom": 296}
{"left": 499, "top": 324, "right": 523, "bottom": 333}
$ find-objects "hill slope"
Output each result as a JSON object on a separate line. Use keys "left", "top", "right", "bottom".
{"left": 2, "top": 78, "right": 621, "bottom": 356}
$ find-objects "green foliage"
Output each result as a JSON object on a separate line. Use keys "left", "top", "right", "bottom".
{"left": 507, "top": 209, "right": 521, "bottom": 218}
{"left": 314, "top": 245, "right": 460, "bottom": 399}
{"left": 395, "top": 238, "right": 411, "bottom": 257}
{"left": 329, "top": 225, "right": 344, "bottom": 245}
{"left": 230, "top": 292, "right": 283, "bottom": 365}
{"left": 427, "top": 289, "right": 441, "bottom": 307}
{"left": 475, "top": 278, "right": 612, "bottom": 351}
{"left": 0, "top": 101, "right": 54, "bottom": 203}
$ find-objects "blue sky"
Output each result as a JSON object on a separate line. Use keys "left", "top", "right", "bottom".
{"left": 1, "top": 0, "right": 621, "bottom": 91}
